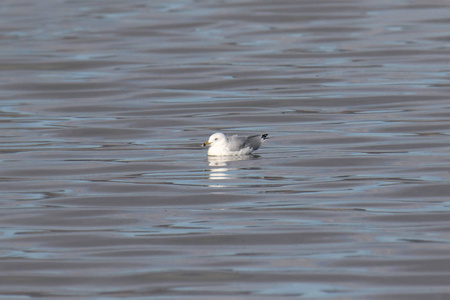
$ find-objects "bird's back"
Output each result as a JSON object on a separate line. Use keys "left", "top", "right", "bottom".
{"left": 228, "top": 134, "right": 265, "bottom": 152}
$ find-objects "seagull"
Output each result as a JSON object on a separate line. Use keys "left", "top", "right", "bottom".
{"left": 202, "top": 132, "right": 268, "bottom": 156}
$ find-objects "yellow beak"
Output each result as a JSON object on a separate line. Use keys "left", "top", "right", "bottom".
{"left": 202, "top": 141, "right": 211, "bottom": 147}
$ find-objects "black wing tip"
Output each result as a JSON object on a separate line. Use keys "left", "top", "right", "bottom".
{"left": 261, "top": 134, "right": 269, "bottom": 140}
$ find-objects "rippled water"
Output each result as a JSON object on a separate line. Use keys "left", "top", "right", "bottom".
{"left": 2, "top": 0, "right": 450, "bottom": 299}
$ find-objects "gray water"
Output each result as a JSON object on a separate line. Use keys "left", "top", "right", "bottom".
{"left": 1, "top": 0, "right": 450, "bottom": 299}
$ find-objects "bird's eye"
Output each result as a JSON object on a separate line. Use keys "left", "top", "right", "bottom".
{"left": 215, "top": 138, "right": 218, "bottom": 141}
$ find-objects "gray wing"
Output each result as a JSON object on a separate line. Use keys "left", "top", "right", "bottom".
{"left": 228, "top": 134, "right": 264, "bottom": 151}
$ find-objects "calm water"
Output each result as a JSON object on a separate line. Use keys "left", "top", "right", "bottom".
{"left": 1, "top": 0, "right": 450, "bottom": 299}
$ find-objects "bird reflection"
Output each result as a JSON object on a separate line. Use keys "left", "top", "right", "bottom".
{"left": 207, "top": 155, "right": 256, "bottom": 181}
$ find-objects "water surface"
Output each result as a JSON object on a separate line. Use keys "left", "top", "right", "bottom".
{"left": 1, "top": 0, "right": 450, "bottom": 299}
